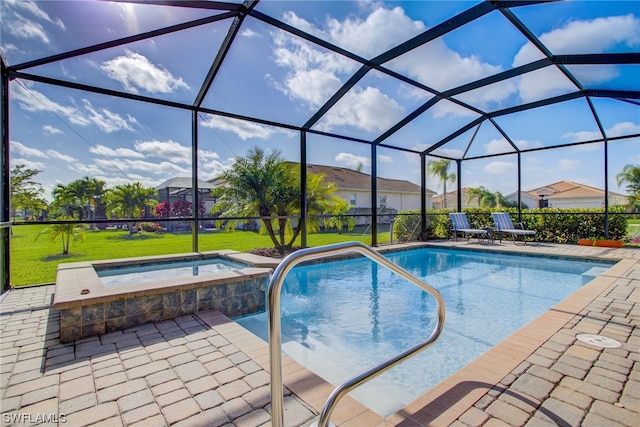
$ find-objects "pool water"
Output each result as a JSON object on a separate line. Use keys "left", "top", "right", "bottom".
{"left": 97, "top": 257, "right": 248, "bottom": 288}
{"left": 235, "top": 247, "right": 612, "bottom": 417}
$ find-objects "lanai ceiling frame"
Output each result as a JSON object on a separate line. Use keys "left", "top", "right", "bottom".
{"left": 1, "top": 0, "right": 639, "bottom": 292}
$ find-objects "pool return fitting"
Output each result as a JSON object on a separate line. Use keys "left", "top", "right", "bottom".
{"left": 267, "top": 241, "right": 446, "bottom": 427}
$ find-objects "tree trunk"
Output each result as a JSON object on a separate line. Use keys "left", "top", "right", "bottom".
{"left": 443, "top": 181, "right": 448, "bottom": 209}
{"left": 261, "top": 218, "right": 282, "bottom": 250}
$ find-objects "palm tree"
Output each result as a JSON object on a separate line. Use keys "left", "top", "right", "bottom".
{"left": 51, "top": 183, "right": 79, "bottom": 217}
{"left": 295, "top": 166, "right": 346, "bottom": 238}
{"left": 616, "top": 164, "right": 640, "bottom": 206}
{"left": 36, "top": 216, "right": 86, "bottom": 255}
{"left": 465, "top": 186, "right": 486, "bottom": 207}
{"left": 83, "top": 177, "right": 107, "bottom": 221}
{"left": 104, "top": 183, "right": 157, "bottom": 234}
{"left": 212, "top": 146, "right": 344, "bottom": 255}
{"left": 324, "top": 199, "right": 356, "bottom": 233}
{"left": 427, "top": 159, "right": 456, "bottom": 209}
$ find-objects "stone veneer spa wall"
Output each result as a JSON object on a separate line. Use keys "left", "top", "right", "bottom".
{"left": 53, "top": 251, "right": 275, "bottom": 343}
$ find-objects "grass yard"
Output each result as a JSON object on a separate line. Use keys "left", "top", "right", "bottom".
{"left": 10, "top": 224, "right": 389, "bottom": 286}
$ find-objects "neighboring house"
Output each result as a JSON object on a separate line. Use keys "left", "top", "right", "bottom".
{"left": 156, "top": 177, "right": 218, "bottom": 213}
{"left": 432, "top": 188, "right": 477, "bottom": 210}
{"left": 505, "top": 181, "right": 628, "bottom": 209}
{"left": 303, "top": 164, "right": 435, "bottom": 213}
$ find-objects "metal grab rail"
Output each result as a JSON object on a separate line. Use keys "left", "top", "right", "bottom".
{"left": 268, "top": 241, "right": 445, "bottom": 427}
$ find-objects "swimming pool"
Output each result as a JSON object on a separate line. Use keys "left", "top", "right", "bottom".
{"left": 235, "top": 247, "right": 613, "bottom": 417}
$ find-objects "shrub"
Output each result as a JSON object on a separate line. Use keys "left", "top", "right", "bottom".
{"left": 393, "top": 210, "right": 422, "bottom": 241}
{"left": 139, "top": 222, "right": 160, "bottom": 232}
{"left": 394, "top": 207, "right": 628, "bottom": 244}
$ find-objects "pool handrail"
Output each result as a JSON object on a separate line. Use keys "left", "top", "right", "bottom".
{"left": 267, "top": 241, "right": 446, "bottom": 427}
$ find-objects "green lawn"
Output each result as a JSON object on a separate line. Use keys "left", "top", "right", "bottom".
{"left": 10, "top": 224, "right": 388, "bottom": 286}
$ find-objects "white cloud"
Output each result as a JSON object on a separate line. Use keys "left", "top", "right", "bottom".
{"left": 514, "top": 15, "right": 640, "bottom": 101}
{"left": 12, "top": 84, "right": 139, "bottom": 133}
{"left": 197, "top": 149, "right": 220, "bottom": 162}
{"left": 279, "top": 68, "right": 343, "bottom": 107}
{"left": 6, "top": 14, "right": 49, "bottom": 43}
{"left": 82, "top": 100, "right": 135, "bottom": 133}
{"left": 134, "top": 139, "right": 191, "bottom": 164}
{"left": 68, "top": 163, "right": 107, "bottom": 177}
{"left": 46, "top": 150, "right": 76, "bottom": 162}
{"left": 431, "top": 99, "right": 478, "bottom": 119}
{"left": 89, "top": 145, "right": 145, "bottom": 159}
{"left": 391, "top": 39, "right": 504, "bottom": 93}
{"left": 12, "top": 0, "right": 65, "bottom": 29}
{"left": 607, "top": 122, "right": 640, "bottom": 138}
{"left": 479, "top": 138, "right": 536, "bottom": 155}
{"left": 10, "top": 140, "right": 75, "bottom": 162}
{"left": 272, "top": 32, "right": 355, "bottom": 108}
{"left": 42, "top": 125, "right": 62, "bottom": 135}
{"left": 1, "top": 43, "right": 20, "bottom": 55}
{"left": 274, "top": 5, "right": 423, "bottom": 130}
{"left": 410, "top": 143, "right": 464, "bottom": 159}
{"left": 93, "top": 157, "right": 190, "bottom": 176}
{"left": 558, "top": 159, "right": 580, "bottom": 170}
{"left": 11, "top": 140, "right": 46, "bottom": 158}
{"left": 335, "top": 152, "right": 371, "bottom": 168}
{"left": 199, "top": 159, "right": 234, "bottom": 180}
{"left": 378, "top": 154, "right": 393, "bottom": 164}
{"left": 454, "top": 79, "right": 517, "bottom": 111}
{"left": 12, "top": 83, "right": 86, "bottom": 124}
{"left": 11, "top": 157, "right": 45, "bottom": 169}
{"left": 100, "top": 49, "right": 190, "bottom": 94}
{"left": 562, "top": 121, "right": 640, "bottom": 142}
{"left": 200, "top": 115, "right": 292, "bottom": 140}
{"left": 240, "top": 28, "right": 260, "bottom": 38}
{"left": 484, "top": 138, "right": 511, "bottom": 155}
{"left": 285, "top": 6, "right": 425, "bottom": 58}
{"left": 483, "top": 161, "right": 515, "bottom": 175}
{"left": 318, "top": 86, "right": 406, "bottom": 132}
{"left": 436, "top": 148, "right": 464, "bottom": 158}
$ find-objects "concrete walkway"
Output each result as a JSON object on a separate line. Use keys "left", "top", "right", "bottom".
{"left": 0, "top": 242, "right": 638, "bottom": 426}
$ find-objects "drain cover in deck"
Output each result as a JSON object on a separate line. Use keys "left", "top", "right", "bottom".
{"left": 576, "top": 333, "right": 621, "bottom": 348}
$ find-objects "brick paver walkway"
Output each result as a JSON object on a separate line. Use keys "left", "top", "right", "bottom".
{"left": 1, "top": 243, "right": 638, "bottom": 426}
{"left": 0, "top": 286, "right": 315, "bottom": 426}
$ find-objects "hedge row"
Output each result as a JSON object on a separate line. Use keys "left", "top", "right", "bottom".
{"left": 393, "top": 207, "right": 629, "bottom": 243}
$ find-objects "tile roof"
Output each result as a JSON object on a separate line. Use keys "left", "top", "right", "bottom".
{"left": 301, "top": 163, "right": 434, "bottom": 194}
{"left": 523, "top": 181, "right": 625, "bottom": 199}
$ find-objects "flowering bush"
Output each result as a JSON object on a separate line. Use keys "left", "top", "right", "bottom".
{"left": 623, "top": 229, "right": 640, "bottom": 246}
{"left": 155, "top": 202, "right": 171, "bottom": 218}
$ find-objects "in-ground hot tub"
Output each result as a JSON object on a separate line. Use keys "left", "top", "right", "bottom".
{"left": 53, "top": 250, "right": 278, "bottom": 342}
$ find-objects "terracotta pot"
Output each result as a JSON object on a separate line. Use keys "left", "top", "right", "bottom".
{"left": 578, "top": 238, "right": 622, "bottom": 248}
{"left": 595, "top": 240, "right": 623, "bottom": 248}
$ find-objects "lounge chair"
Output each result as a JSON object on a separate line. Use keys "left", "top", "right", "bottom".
{"left": 449, "top": 212, "right": 488, "bottom": 243}
{"left": 491, "top": 212, "right": 537, "bottom": 245}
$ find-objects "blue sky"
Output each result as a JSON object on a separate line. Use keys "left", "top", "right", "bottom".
{"left": 2, "top": 0, "right": 639, "bottom": 201}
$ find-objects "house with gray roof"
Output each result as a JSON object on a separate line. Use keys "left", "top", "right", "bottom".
{"left": 304, "top": 164, "right": 435, "bottom": 213}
